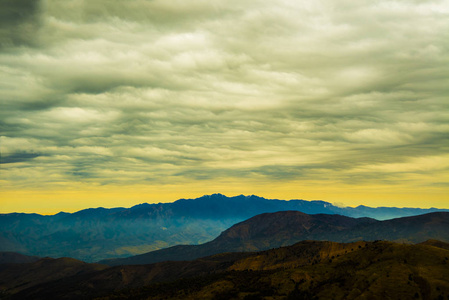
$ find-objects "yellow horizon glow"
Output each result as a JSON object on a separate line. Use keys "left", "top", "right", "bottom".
{"left": 1, "top": 180, "right": 448, "bottom": 215}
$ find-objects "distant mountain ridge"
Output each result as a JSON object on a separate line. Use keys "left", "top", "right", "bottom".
{"left": 102, "top": 211, "right": 449, "bottom": 266}
{"left": 0, "top": 194, "right": 447, "bottom": 261}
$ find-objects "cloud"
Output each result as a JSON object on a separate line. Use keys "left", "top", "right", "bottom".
{"left": 0, "top": 0, "right": 448, "bottom": 197}
{"left": 0, "top": 152, "right": 42, "bottom": 164}
{"left": 0, "top": 0, "right": 42, "bottom": 49}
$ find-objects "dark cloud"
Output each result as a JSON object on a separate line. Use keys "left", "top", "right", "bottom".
{"left": 1, "top": 152, "right": 41, "bottom": 164}
{"left": 0, "top": 0, "right": 42, "bottom": 49}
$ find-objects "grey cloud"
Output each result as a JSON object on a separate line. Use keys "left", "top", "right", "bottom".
{"left": 43, "top": 0, "right": 228, "bottom": 25}
{"left": 0, "top": 0, "right": 42, "bottom": 49}
{"left": 0, "top": 152, "right": 42, "bottom": 164}
{"left": 1, "top": 0, "right": 448, "bottom": 191}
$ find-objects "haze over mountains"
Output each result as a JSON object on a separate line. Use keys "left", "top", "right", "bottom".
{"left": 102, "top": 211, "right": 449, "bottom": 266}
{"left": 1, "top": 200, "right": 449, "bottom": 299}
{"left": 1, "top": 194, "right": 447, "bottom": 262}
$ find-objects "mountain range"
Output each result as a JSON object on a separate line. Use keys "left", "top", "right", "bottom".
{"left": 101, "top": 211, "right": 449, "bottom": 266}
{"left": 1, "top": 208, "right": 449, "bottom": 299}
{"left": 1, "top": 194, "right": 447, "bottom": 262}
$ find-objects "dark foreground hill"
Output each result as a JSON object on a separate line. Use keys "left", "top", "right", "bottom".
{"left": 2, "top": 240, "right": 449, "bottom": 300}
{"left": 0, "top": 257, "right": 107, "bottom": 296}
{"left": 102, "top": 211, "right": 449, "bottom": 266}
{"left": 109, "top": 240, "right": 449, "bottom": 300}
{"left": 1, "top": 194, "right": 446, "bottom": 261}
{"left": 0, "top": 252, "right": 40, "bottom": 264}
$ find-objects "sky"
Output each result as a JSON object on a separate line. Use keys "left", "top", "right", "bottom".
{"left": 1, "top": 0, "right": 448, "bottom": 214}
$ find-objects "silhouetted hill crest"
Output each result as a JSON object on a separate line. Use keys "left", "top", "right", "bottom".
{"left": 0, "top": 252, "right": 40, "bottom": 264}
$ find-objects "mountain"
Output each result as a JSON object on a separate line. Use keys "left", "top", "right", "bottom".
{"left": 331, "top": 211, "right": 449, "bottom": 243}
{"left": 209, "top": 211, "right": 377, "bottom": 252}
{"left": 0, "top": 257, "right": 107, "bottom": 296}
{"left": 100, "top": 211, "right": 376, "bottom": 265}
{"left": 114, "top": 240, "right": 449, "bottom": 300}
{"left": 3, "top": 240, "right": 449, "bottom": 299}
{"left": 0, "top": 252, "right": 40, "bottom": 264}
{"left": 102, "top": 211, "right": 449, "bottom": 266}
{"left": 0, "top": 194, "right": 447, "bottom": 261}
{"left": 420, "top": 239, "right": 449, "bottom": 251}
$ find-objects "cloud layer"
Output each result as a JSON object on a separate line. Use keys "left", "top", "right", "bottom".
{"left": 1, "top": 0, "right": 448, "bottom": 208}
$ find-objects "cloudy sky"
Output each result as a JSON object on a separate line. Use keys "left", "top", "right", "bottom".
{"left": 1, "top": 0, "right": 448, "bottom": 213}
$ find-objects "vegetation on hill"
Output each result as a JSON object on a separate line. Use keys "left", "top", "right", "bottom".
{"left": 97, "top": 241, "right": 449, "bottom": 300}
{"left": 2, "top": 240, "right": 448, "bottom": 300}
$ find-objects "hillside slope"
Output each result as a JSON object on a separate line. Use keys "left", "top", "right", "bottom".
{"left": 0, "top": 257, "right": 107, "bottom": 296}
{"left": 102, "top": 211, "right": 449, "bottom": 266}
{"left": 0, "top": 252, "right": 40, "bottom": 264}
{"left": 5, "top": 240, "right": 449, "bottom": 300}
{"left": 135, "top": 241, "right": 449, "bottom": 300}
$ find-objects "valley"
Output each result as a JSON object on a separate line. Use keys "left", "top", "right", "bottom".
{"left": 1, "top": 205, "right": 448, "bottom": 299}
